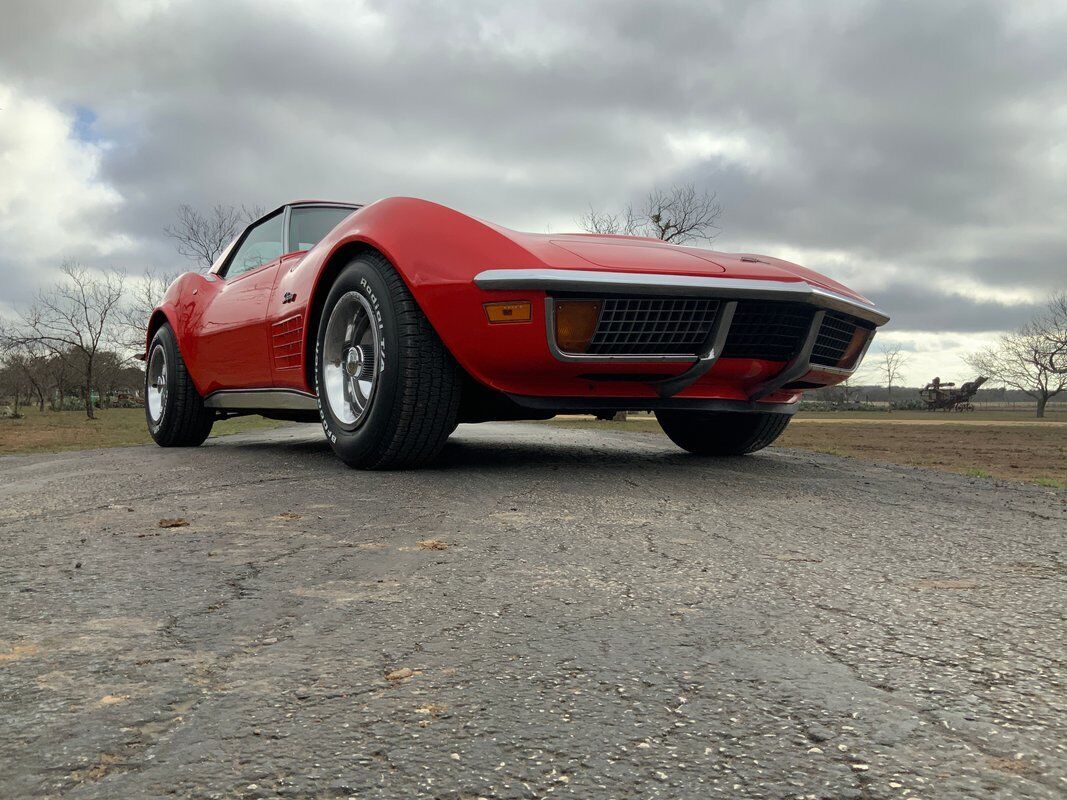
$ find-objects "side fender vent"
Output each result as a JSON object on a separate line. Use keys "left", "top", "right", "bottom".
{"left": 272, "top": 315, "right": 304, "bottom": 372}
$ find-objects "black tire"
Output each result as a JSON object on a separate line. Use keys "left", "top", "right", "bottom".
{"left": 315, "top": 252, "right": 461, "bottom": 469}
{"left": 655, "top": 410, "right": 791, "bottom": 456}
{"left": 145, "top": 324, "right": 214, "bottom": 447}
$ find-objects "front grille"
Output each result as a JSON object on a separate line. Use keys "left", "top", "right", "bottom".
{"left": 561, "top": 295, "right": 871, "bottom": 364}
{"left": 721, "top": 301, "right": 814, "bottom": 361}
{"left": 810, "top": 311, "right": 870, "bottom": 367}
{"left": 585, "top": 297, "right": 720, "bottom": 355}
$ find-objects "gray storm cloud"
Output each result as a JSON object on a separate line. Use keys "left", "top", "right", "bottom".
{"left": 1, "top": 0, "right": 1064, "bottom": 358}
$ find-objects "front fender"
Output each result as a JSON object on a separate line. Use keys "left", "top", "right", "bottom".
{"left": 274, "top": 198, "right": 547, "bottom": 392}
{"left": 146, "top": 272, "right": 214, "bottom": 394}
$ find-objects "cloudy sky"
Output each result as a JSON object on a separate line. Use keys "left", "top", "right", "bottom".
{"left": 2, "top": 0, "right": 1065, "bottom": 384}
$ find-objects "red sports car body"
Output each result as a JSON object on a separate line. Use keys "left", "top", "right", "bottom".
{"left": 145, "top": 198, "right": 888, "bottom": 468}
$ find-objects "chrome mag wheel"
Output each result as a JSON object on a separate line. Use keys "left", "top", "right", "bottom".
{"left": 147, "top": 345, "right": 167, "bottom": 424}
{"left": 323, "top": 291, "right": 381, "bottom": 427}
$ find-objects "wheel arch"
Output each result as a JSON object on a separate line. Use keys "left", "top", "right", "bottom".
{"left": 303, "top": 240, "right": 406, "bottom": 390}
{"left": 145, "top": 308, "right": 176, "bottom": 353}
{"left": 296, "top": 197, "right": 544, "bottom": 395}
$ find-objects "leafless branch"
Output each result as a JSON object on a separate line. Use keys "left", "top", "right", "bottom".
{"left": 1032, "top": 290, "right": 1067, "bottom": 375}
{"left": 115, "top": 271, "right": 179, "bottom": 355}
{"left": 163, "top": 203, "right": 264, "bottom": 270}
{"left": 579, "top": 183, "right": 722, "bottom": 244}
{"left": 576, "top": 204, "right": 626, "bottom": 236}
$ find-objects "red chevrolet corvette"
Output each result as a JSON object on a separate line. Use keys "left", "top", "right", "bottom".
{"left": 145, "top": 198, "right": 888, "bottom": 468}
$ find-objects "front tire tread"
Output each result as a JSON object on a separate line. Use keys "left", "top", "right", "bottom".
{"left": 316, "top": 253, "right": 461, "bottom": 470}
{"left": 655, "top": 410, "right": 791, "bottom": 456}
{"left": 148, "top": 325, "right": 214, "bottom": 447}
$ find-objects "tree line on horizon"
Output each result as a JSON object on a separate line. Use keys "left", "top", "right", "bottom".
{"left": 0, "top": 205, "right": 256, "bottom": 420}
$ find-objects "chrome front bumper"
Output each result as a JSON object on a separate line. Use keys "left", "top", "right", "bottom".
{"left": 474, "top": 269, "right": 889, "bottom": 326}
{"left": 474, "top": 268, "right": 888, "bottom": 401}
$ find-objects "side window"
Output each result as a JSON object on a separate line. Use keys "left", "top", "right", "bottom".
{"left": 224, "top": 213, "right": 284, "bottom": 277}
{"left": 288, "top": 207, "right": 355, "bottom": 253}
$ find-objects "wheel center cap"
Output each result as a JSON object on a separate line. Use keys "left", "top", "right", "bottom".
{"left": 344, "top": 346, "right": 365, "bottom": 377}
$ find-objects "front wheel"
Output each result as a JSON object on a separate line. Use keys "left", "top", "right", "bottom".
{"left": 655, "top": 410, "right": 791, "bottom": 456}
{"left": 145, "top": 324, "right": 214, "bottom": 447}
{"left": 315, "top": 253, "right": 461, "bottom": 469}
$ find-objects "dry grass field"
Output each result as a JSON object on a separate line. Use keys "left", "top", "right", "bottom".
{"left": 539, "top": 409, "right": 1067, "bottom": 488}
{"left": 784, "top": 412, "right": 1065, "bottom": 487}
{"left": 0, "top": 408, "right": 283, "bottom": 455}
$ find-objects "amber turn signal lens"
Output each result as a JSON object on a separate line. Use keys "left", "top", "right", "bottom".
{"left": 484, "top": 301, "right": 532, "bottom": 324}
{"left": 554, "top": 300, "right": 602, "bottom": 353}
{"left": 837, "top": 326, "right": 872, "bottom": 369}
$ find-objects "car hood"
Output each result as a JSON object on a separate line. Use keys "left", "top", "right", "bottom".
{"left": 487, "top": 228, "right": 875, "bottom": 307}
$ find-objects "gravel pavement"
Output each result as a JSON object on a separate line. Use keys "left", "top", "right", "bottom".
{"left": 1, "top": 422, "right": 1064, "bottom": 799}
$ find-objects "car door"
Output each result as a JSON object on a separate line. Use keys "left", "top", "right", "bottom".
{"left": 192, "top": 211, "right": 285, "bottom": 393}
{"left": 267, "top": 204, "right": 359, "bottom": 388}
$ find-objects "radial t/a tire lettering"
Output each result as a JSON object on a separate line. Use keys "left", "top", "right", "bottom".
{"left": 314, "top": 252, "right": 462, "bottom": 469}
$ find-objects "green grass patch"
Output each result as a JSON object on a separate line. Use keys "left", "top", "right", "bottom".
{"left": 1032, "top": 476, "right": 1065, "bottom": 489}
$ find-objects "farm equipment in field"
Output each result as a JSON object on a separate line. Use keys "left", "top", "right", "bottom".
{"left": 920, "top": 376, "right": 988, "bottom": 411}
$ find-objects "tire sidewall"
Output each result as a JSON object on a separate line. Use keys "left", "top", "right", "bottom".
{"left": 315, "top": 258, "right": 400, "bottom": 461}
{"left": 146, "top": 326, "right": 177, "bottom": 439}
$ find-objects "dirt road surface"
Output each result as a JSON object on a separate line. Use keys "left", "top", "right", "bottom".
{"left": 1, "top": 423, "right": 1064, "bottom": 799}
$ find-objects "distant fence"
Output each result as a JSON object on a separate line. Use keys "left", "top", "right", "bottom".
{"left": 969, "top": 401, "right": 1067, "bottom": 412}
{"left": 799, "top": 399, "right": 1066, "bottom": 413}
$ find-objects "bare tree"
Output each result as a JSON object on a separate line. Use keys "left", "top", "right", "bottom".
{"left": 576, "top": 205, "right": 632, "bottom": 236}
{"left": 0, "top": 350, "right": 30, "bottom": 418}
{"left": 163, "top": 203, "right": 264, "bottom": 270}
{"left": 9, "top": 343, "right": 50, "bottom": 412}
{"left": 579, "top": 183, "right": 723, "bottom": 244}
{"left": 91, "top": 350, "right": 143, "bottom": 407}
{"left": 966, "top": 294, "right": 1067, "bottom": 418}
{"left": 1035, "top": 291, "right": 1067, "bottom": 375}
{"left": 44, "top": 350, "right": 74, "bottom": 411}
{"left": 640, "top": 184, "right": 723, "bottom": 243}
{"left": 3, "top": 263, "right": 125, "bottom": 419}
{"left": 117, "top": 270, "right": 178, "bottom": 354}
{"left": 875, "top": 344, "right": 909, "bottom": 405}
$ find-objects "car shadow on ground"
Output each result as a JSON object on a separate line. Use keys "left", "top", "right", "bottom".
{"left": 209, "top": 424, "right": 806, "bottom": 483}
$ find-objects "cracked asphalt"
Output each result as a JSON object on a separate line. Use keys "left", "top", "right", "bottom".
{"left": 1, "top": 422, "right": 1065, "bottom": 799}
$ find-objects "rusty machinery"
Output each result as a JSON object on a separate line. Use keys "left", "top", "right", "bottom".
{"left": 920, "top": 376, "right": 988, "bottom": 411}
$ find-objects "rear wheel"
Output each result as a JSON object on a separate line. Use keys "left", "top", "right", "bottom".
{"left": 315, "top": 252, "right": 461, "bottom": 469}
{"left": 655, "top": 410, "right": 791, "bottom": 455}
{"left": 145, "top": 324, "right": 214, "bottom": 447}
